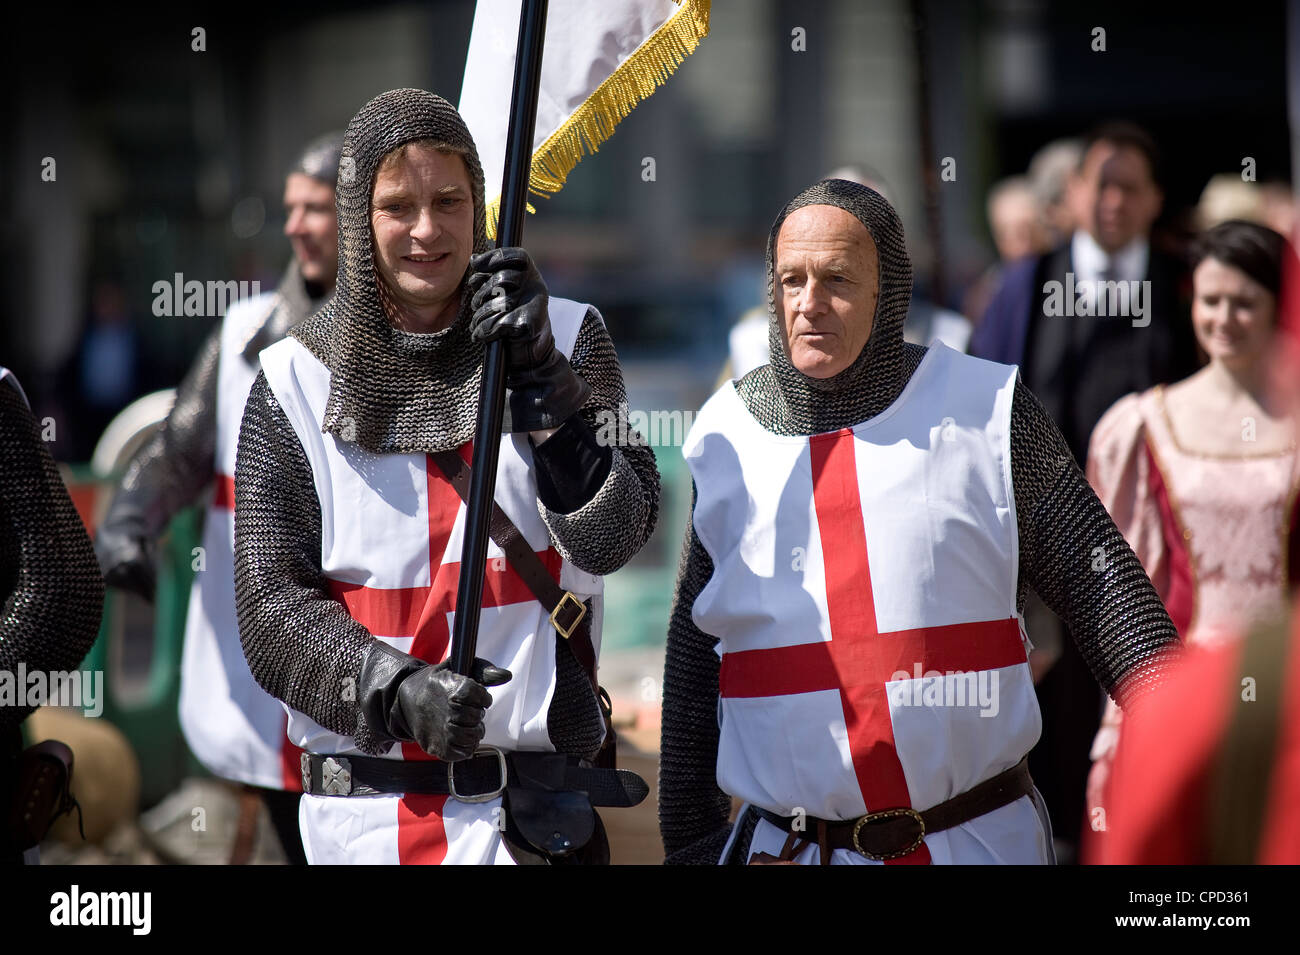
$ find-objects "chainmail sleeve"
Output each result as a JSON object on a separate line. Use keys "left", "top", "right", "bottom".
{"left": 234, "top": 371, "right": 390, "bottom": 754}
{"left": 0, "top": 377, "right": 104, "bottom": 732}
{"left": 97, "top": 327, "right": 221, "bottom": 547}
{"left": 534, "top": 308, "right": 661, "bottom": 577}
{"left": 1010, "top": 377, "right": 1181, "bottom": 710}
{"left": 659, "top": 482, "right": 734, "bottom": 864}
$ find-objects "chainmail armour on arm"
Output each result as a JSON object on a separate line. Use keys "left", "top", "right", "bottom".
{"left": 100, "top": 328, "right": 222, "bottom": 548}
{"left": 538, "top": 308, "right": 660, "bottom": 577}
{"left": 236, "top": 89, "right": 657, "bottom": 758}
{"left": 659, "top": 179, "right": 1180, "bottom": 862}
{"left": 236, "top": 375, "right": 386, "bottom": 752}
{"left": 0, "top": 375, "right": 104, "bottom": 733}
{"left": 239, "top": 259, "right": 328, "bottom": 364}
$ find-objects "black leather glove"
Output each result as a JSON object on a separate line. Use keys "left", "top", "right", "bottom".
{"left": 94, "top": 521, "right": 157, "bottom": 602}
{"left": 466, "top": 247, "right": 591, "bottom": 433}
{"left": 358, "top": 642, "right": 512, "bottom": 761}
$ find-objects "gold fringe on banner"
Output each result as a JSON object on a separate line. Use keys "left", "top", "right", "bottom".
{"left": 486, "top": 0, "right": 711, "bottom": 239}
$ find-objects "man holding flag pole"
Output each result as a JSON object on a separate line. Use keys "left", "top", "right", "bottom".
{"left": 232, "top": 0, "right": 707, "bottom": 865}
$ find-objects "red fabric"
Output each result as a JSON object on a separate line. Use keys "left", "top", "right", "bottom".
{"left": 321, "top": 445, "right": 561, "bottom": 679}
{"left": 322, "top": 446, "right": 561, "bottom": 765}
{"left": 214, "top": 473, "right": 236, "bottom": 511}
{"left": 321, "top": 443, "right": 559, "bottom": 861}
{"left": 1143, "top": 440, "right": 1194, "bottom": 637}
{"left": 718, "top": 429, "right": 1027, "bottom": 865}
{"left": 397, "top": 794, "right": 450, "bottom": 865}
{"left": 1085, "top": 641, "right": 1237, "bottom": 864}
{"left": 1271, "top": 240, "right": 1300, "bottom": 410}
{"left": 1090, "top": 615, "right": 1300, "bottom": 864}
{"left": 1259, "top": 618, "right": 1300, "bottom": 863}
{"left": 280, "top": 728, "right": 305, "bottom": 793}
{"left": 67, "top": 481, "right": 98, "bottom": 534}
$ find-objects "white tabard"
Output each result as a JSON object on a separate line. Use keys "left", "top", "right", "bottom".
{"left": 257, "top": 298, "right": 604, "bottom": 864}
{"left": 685, "top": 343, "right": 1051, "bottom": 865}
{"left": 178, "top": 292, "right": 304, "bottom": 790}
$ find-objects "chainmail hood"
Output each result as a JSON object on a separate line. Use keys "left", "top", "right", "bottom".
{"left": 290, "top": 130, "right": 344, "bottom": 186}
{"left": 738, "top": 178, "right": 916, "bottom": 436}
{"left": 290, "top": 88, "right": 491, "bottom": 454}
{"left": 241, "top": 257, "right": 330, "bottom": 364}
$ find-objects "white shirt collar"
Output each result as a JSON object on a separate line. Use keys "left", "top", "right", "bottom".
{"left": 1071, "top": 230, "right": 1149, "bottom": 284}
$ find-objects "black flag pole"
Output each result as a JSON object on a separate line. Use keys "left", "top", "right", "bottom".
{"left": 449, "top": 0, "right": 549, "bottom": 677}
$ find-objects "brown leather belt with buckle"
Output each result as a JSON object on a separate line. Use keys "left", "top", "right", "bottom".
{"left": 752, "top": 756, "right": 1034, "bottom": 862}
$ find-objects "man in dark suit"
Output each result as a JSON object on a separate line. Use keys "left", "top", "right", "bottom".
{"left": 973, "top": 121, "right": 1198, "bottom": 463}
{"left": 969, "top": 122, "right": 1199, "bottom": 861}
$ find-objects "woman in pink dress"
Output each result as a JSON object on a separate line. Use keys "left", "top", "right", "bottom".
{"left": 1085, "top": 220, "right": 1299, "bottom": 821}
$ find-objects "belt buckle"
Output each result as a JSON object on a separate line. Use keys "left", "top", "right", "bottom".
{"left": 321, "top": 756, "right": 352, "bottom": 796}
{"left": 850, "top": 807, "right": 926, "bottom": 861}
{"left": 447, "top": 745, "right": 508, "bottom": 804}
{"left": 549, "top": 591, "right": 586, "bottom": 640}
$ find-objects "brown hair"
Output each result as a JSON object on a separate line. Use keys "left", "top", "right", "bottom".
{"left": 373, "top": 138, "right": 472, "bottom": 187}
{"left": 1191, "top": 219, "right": 1286, "bottom": 297}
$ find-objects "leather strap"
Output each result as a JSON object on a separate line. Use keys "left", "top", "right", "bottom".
{"left": 301, "top": 750, "right": 648, "bottom": 808}
{"left": 753, "top": 756, "right": 1034, "bottom": 860}
{"left": 429, "top": 449, "right": 597, "bottom": 690}
{"left": 4, "top": 739, "right": 82, "bottom": 852}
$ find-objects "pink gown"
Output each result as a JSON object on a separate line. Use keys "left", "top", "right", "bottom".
{"left": 1085, "top": 386, "right": 1300, "bottom": 818}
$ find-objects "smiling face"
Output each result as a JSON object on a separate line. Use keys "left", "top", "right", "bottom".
{"left": 283, "top": 172, "right": 338, "bottom": 290}
{"left": 775, "top": 204, "right": 880, "bottom": 379}
{"left": 1191, "top": 256, "right": 1276, "bottom": 374}
{"left": 370, "top": 143, "right": 475, "bottom": 332}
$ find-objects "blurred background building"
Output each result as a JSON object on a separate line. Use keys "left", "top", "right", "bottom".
{"left": 5, "top": 0, "right": 1290, "bottom": 457}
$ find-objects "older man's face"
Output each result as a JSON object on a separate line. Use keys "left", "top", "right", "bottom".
{"left": 775, "top": 204, "right": 880, "bottom": 379}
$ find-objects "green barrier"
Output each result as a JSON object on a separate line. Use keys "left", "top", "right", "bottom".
{"left": 600, "top": 445, "right": 691, "bottom": 652}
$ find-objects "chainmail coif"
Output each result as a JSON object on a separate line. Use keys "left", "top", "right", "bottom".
{"left": 1, "top": 373, "right": 104, "bottom": 733}
{"left": 659, "top": 182, "right": 1181, "bottom": 863}
{"left": 737, "top": 178, "right": 915, "bottom": 434}
{"left": 290, "top": 88, "right": 491, "bottom": 455}
{"left": 290, "top": 129, "right": 345, "bottom": 185}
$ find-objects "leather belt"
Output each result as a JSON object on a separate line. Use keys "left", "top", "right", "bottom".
{"left": 301, "top": 748, "right": 648, "bottom": 808}
{"left": 753, "top": 756, "right": 1034, "bottom": 861}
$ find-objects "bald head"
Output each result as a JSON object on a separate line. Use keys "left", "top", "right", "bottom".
{"left": 774, "top": 204, "right": 880, "bottom": 379}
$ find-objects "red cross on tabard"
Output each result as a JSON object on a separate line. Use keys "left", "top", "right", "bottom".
{"left": 717, "top": 429, "right": 1027, "bottom": 865}
{"left": 322, "top": 443, "right": 562, "bottom": 864}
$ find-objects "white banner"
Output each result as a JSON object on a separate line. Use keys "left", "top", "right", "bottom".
{"left": 459, "top": 0, "right": 710, "bottom": 236}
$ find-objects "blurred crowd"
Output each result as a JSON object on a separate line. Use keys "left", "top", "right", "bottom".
{"left": 957, "top": 121, "right": 1298, "bottom": 864}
